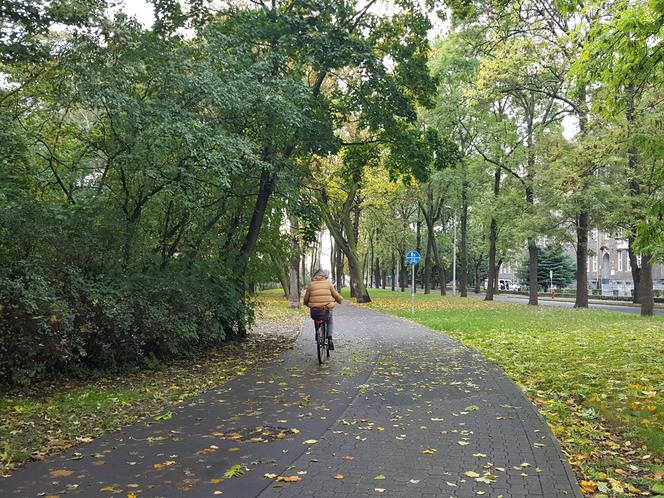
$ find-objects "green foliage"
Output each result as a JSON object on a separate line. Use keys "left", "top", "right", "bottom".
{"left": 518, "top": 245, "right": 577, "bottom": 291}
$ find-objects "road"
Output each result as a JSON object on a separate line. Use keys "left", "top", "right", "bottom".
{"left": 491, "top": 294, "right": 664, "bottom": 315}
{"left": 1, "top": 304, "right": 582, "bottom": 497}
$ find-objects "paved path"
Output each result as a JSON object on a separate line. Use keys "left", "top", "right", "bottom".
{"left": 1, "top": 305, "right": 581, "bottom": 498}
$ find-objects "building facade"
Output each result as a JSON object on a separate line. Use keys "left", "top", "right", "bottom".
{"left": 574, "top": 230, "right": 664, "bottom": 295}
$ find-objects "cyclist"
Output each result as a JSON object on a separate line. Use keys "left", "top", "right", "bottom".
{"left": 303, "top": 269, "right": 343, "bottom": 350}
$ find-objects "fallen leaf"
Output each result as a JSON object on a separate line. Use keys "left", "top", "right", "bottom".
{"left": 342, "top": 456, "right": 354, "bottom": 461}
{"left": 49, "top": 469, "right": 74, "bottom": 478}
{"left": 464, "top": 471, "right": 481, "bottom": 478}
{"left": 374, "top": 488, "right": 386, "bottom": 493}
{"left": 409, "top": 479, "right": 420, "bottom": 484}
{"left": 580, "top": 480, "right": 597, "bottom": 494}
{"left": 276, "top": 476, "right": 301, "bottom": 482}
{"left": 303, "top": 439, "right": 318, "bottom": 445}
{"left": 264, "top": 473, "right": 278, "bottom": 479}
{"left": 334, "top": 474, "right": 344, "bottom": 480}
{"left": 374, "top": 474, "right": 386, "bottom": 480}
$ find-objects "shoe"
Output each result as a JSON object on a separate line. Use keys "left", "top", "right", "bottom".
{"left": 328, "top": 339, "right": 335, "bottom": 350}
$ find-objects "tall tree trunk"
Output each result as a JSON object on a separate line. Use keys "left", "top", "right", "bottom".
{"left": 336, "top": 246, "right": 344, "bottom": 291}
{"left": 485, "top": 218, "right": 497, "bottom": 301}
{"left": 460, "top": 164, "right": 469, "bottom": 297}
{"left": 625, "top": 84, "right": 651, "bottom": 312}
{"left": 391, "top": 252, "right": 396, "bottom": 291}
{"left": 323, "top": 185, "right": 370, "bottom": 302}
{"left": 400, "top": 259, "right": 407, "bottom": 292}
{"left": 287, "top": 217, "right": 300, "bottom": 308}
{"left": 424, "top": 233, "right": 432, "bottom": 294}
{"left": 640, "top": 255, "right": 654, "bottom": 316}
{"left": 528, "top": 239, "right": 538, "bottom": 305}
{"left": 270, "top": 253, "right": 289, "bottom": 298}
{"left": 440, "top": 266, "right": 447, "bottom": 295}
{"left": 485, "top": 167, "right": 501, "bottom": 301}
{"left": 234, "top": 170, "right": 275, "bottom": 337}
{"left": 375, "top": 257, "right": 381, "bottom": 288}
{"left": 628, "top": 238, "right": 641, "bottom": 303}
{"left": 575, "top": 211, "right": 589, "bottom": 308}
{"left": 575, "top": 85, "right": 590, "bottom": 308}
{"left": 474, "top": 260, "right": 481, "bottom": 294}
{"left": 415, "top": 215, "right": 421, "bottom": 294}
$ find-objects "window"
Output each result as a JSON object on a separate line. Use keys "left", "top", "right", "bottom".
{"left": 618, "top": 251, "right": 623, "bottom": 271}
{"left": 592, "top": 256, "right": 598, "bottom": 272}
{"left": 627, "top": 257, "right": 631, "bottom": 271}
{"left": 587, "top": 256, "right": 590, "bottom": 272}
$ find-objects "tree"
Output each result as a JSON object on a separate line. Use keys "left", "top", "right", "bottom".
{"left": 519, "top": 245, "right": 576, "bottom": 292}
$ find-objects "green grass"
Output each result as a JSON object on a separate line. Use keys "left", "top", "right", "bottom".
{"left": 357, "top": 288, "right": 664, "bottom": 496}
{"left": 0, "top": 293, "right": 302, "bottom": 475}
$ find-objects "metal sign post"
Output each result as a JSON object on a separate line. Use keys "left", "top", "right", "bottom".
{"left": 406, "top": 251, "right": 421, "bottom": 315}
{"left": 550, "top": 270, "right": 554, "bottom": 300}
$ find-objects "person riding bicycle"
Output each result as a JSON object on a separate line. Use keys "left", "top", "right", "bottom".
{"left": 303, "top": 269, "right": 343, "bottom": 350}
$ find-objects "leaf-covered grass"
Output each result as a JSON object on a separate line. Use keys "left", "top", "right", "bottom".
{"left": 0, "top": 292, "right": 303, "bottom": 475}
{"left": 359, "top": 289, "right": 664, "bottom": 497}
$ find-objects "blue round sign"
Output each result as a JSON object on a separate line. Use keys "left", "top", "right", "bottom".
{"left": 406, "top": 250, "right": 421, "bottom": 265}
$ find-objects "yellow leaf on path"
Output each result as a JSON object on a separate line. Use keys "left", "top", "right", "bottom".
{"left": 128, "top": 493, "right": 138, "bottom": 498}
{"left": 342, "top": 455, "right": 354, "bottom": 461}
{"left": 303, "top": 439, "right": 318, "bottom": 444}
{"left": 276, "top": 475, "right": 301, "bottom": 482}
{"left": 213, "top": 492, "right": 223, "bottom": 495}
{"left": 374, "top": 488, "right": 386, "bottom": 493}
{"left": 210, "top": 478, "right": 223, "bottom": 484}
{"left": 334, "top": 474, "right": 344, "bottom": 480}
{"left": 127, "top": 484, "right": 139, "bottom": 488}
{"left": 465, "top": 471, "right": 481, "bottom": 478}
{"left": 264, "top": 473, "right": 278, "bottom": 479}
{"left": 100, "top": 486, "right": 120, "bottom": 492}
{"left": 49, "top": 469, "right": 73, "bottom": 478}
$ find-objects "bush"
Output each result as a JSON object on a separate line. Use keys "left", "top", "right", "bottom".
{"left": 0, "top": 263, "right": 248, "bottom": 385}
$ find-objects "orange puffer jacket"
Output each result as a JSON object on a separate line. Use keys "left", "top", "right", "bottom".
{"left": 303, "top": 276, "right": 343, "bottom": 309}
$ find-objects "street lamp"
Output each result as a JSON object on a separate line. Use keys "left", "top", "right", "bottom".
{"left": 444, "top": 205, "right": 457, "bottom": 296}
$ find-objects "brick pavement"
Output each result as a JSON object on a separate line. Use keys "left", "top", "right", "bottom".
{"left": 0, "top": 304, "right": 582, "bottom": 497}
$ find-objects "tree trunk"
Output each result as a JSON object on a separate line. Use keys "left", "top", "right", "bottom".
{"left": 391, "top": 252, "right": 396, "bottom": 291}
{"left": 424, "top": 233, "right": 432, "bottom": 294}
{"left": 474, "top": 261, "right": 481, "bottom": 294}
{"left": 348, "top": 251, "right": 371, "bottom": 302}
{"left": 485, "top": 218, "right": 497, "bottom": 301}
{"left": 287, "top": 217, "right": 300, "bottom": 308}
{"left": 440, "top": 266, "right": 447, "bottom": 295}
{"left": 336, "top": 246, "right": 344, "bottom": 292}
{"left": 234, "top": 170, "right": 275, "bottom": 337}
{"left": 375, "top": 256, "right": 381, "bottom": 288}
{"left": 528, "top": 239, "right": 538, "bottom": 305}
{"left": 485, "top": 167, "right": 501, "bottom": 301}
{"left": 415, "top": 216, "right": 421, "bottom": 294}
{"left": 628, "top": 239, "right": 641, "bottom": 304}
{"left": 640, "top": 255, "right": 654, "bottom": 316}
{"left": 575, "top": 211, "right": 589, "bottom": 308}
{"left": 460, "top": 163, "right": 469, "bottom": 297}
{"left": 495, "top": 259, "right": 502, "bottom": 294}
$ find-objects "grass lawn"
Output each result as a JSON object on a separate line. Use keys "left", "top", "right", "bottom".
{"left": 0, "top": 292, "right": 302, "bottom": 475}
{"left": 357, "top": 288, "right": 664, "bottom": 497}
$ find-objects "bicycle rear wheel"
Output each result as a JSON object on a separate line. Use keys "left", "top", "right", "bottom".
{"left": 317, "top": 322, "right": 327, "bottom": 365}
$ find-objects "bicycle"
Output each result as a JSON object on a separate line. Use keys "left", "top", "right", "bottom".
{"left": 310, "top": 304, "right": 332, "bottom": 365}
